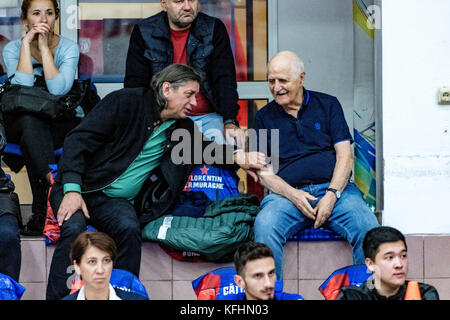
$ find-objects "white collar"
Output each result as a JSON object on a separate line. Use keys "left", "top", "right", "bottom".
{"left": 77, "top": 284, "right": 122, "bottom": 300}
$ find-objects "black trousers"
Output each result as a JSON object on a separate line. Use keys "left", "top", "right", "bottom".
{"left": 0, "top": 213, "right": 21, "bottom": 281}
{"left": 4, "top": 113, "right": 80, "bottom": 215}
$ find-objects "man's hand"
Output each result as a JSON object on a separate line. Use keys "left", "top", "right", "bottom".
{"left": 313, "top": 191, "right": 336, "bottom": 228}
{"left": 224, "top": 123, "right": 245, "bottom": 150}
{"left": 287, "top": 188, "right": 318, "bottom": 221}
{"left": 57, "top": 192, "right": 90, "bottom": 226}
{"left": 234, "top": 151, "right": 267, "bottom": 182}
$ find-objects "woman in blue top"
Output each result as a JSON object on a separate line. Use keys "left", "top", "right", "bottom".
{"left": 2, "top": 0, "right": 81, "bottom": 235}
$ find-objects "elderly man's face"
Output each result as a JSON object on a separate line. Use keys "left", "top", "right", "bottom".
{"left": 268, "top": 59, "right": 305, "bottom": 109}
{"left": 161, "top": 0, "right": 199, "bottom": 30}
{"left": 162, "top": 80, "right": 199, "bottom": 119}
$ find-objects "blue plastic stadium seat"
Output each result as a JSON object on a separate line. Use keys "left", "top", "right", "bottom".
{"left": 4, "top": 143, "right": 63, "bottom": 158}
{"left": 71, "top": 268, "right": 149, "bottom": 299}
{"left": 0, "top": 273, "right": 26, "bottom": 300}
{"left": 288, "top": 227, "right": 344, "bottom": 242}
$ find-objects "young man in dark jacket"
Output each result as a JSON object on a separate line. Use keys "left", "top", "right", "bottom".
{"left": 337, "top": 226, "right": 439, "bottom": 300}
{"left": 46, "top": 64, "right": 265, "bottom": 300}
{"left": 124, "top": 0, "right": 244, "bottom": 148}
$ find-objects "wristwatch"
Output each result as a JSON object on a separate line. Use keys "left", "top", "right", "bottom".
{"left": 327, "top": 188, "right": 341, "bottom": 200}
{"left": 223, "top": 119, "right": 240, "bottom": 128}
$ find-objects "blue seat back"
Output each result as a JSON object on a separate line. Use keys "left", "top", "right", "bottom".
{"left": 0, "top": 273, "right": 26, "bottom": 300}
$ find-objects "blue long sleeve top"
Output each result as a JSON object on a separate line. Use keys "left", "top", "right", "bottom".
{"left": 2, "top": 35, "right": 79, "bottom": 95}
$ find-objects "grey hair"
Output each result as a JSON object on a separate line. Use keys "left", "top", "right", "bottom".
{"left": 151, "top": 64, "right": 202, "bottom": 111}
{"left": 291, "top": 57, "right": 304, "bottom": 78}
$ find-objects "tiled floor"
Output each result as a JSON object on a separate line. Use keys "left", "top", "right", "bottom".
{"left": 17, "top": 235, "right": 450, "bottom": 300}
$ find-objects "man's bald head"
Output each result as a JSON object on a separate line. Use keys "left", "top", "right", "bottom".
{"left": 268, "top": 51, "right": 305, "bottom": 79}
{"left": 267, "top": 51, "right": 306, "bottom": 109}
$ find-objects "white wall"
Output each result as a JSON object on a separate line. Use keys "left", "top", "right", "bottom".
{"left": 382, "top": 0, "right": 450, "bottom": 234}
{"left": 276, "top": 0, "right": 355, "bottom": 132}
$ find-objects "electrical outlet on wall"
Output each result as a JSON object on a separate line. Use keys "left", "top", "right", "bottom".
{"left": 438, "top": 87, "right": 450, "bottom": 104}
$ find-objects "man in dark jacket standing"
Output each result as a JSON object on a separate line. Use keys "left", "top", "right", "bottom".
{"left": 124, "top": 0, "right": 244, "bottom": 148}
{"left": 46, "top": 64, "right": 265, "bottom": 300}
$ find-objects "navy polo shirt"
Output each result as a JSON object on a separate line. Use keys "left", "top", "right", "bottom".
{"left": 253, "top": 88, "right": 353, "bottom": 187}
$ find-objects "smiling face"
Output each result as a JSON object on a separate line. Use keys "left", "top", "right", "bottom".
{"left": 23, "top": 0, "right": 57, "bottom": 32}
{"left": 161, "top": 80, "right": 199, "bottom": 119}
{"left": 366, "top": 240, "right": 408, "bottom": 296}
{"left": 234, "top": 257, "right": 276, "bottom": 300}
{"left": 161, "top": 0, "right": 199, "bottom": 31}
{"left": 268, "top": 54, "right": 305, "bottom": 110}
{"left": 74, "top": 245, "right": 113, "bottom": 292}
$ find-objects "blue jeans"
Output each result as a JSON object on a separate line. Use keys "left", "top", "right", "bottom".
{"left": 254, "top": 182, "right": 379, "bottom": 280}
{"left": 46, "top": 183, "right": 142, "bottom": 300}
{"left": 0, "top": 214, "right": 21, "bottom": 281}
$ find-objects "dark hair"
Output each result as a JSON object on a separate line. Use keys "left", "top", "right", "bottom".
{"left": 234, "top": 242, "right": 274, "bottom": 276}
{"left": 363, "top": 226, "right": 407, "bottom": 261}
{"left": 70, "top": 231, "right": 117, "bottom": 265}
{"left": 21, "top": 0, "right": 60, "bottom": 20}
{"left": 150, "top": 63, "right": 201, "bottom": 111}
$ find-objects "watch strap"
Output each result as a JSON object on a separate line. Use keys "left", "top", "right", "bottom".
{"left": 327, "top": 187, "right": 340, "bottom": 199}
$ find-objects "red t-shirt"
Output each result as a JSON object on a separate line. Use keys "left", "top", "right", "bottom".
{"left": 171, "top": 28, "right": 210, "bottom": 116}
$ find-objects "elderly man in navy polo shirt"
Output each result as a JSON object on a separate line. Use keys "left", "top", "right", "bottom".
{"left": 252, "top": 51, "right": 379, "bottom": 280}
